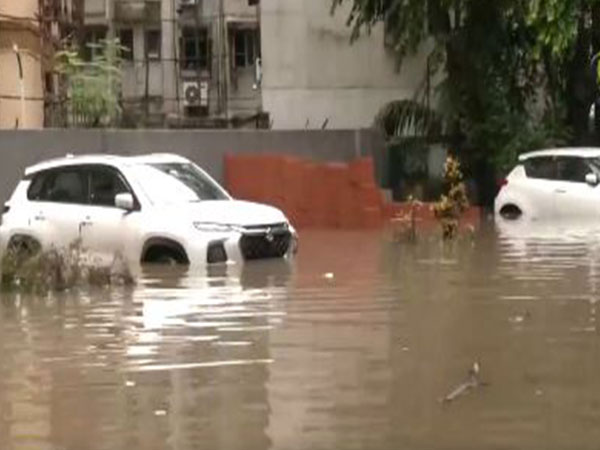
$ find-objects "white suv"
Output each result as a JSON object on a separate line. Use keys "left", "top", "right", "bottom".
{"left": 0, "top": 153, "right": 297, "bottom": 266}
{"left": 495, "top": 148, "right": 600, "bottom": 220}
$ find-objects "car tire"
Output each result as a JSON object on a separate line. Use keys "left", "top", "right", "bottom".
{"left": 6, "top": 236, "right": 41, "bottom": 261}
{"left": 152, "top": 253, "right": 179, "bottom": 266}
{"left": 499, "top": 204, "right": 522, "bottom": 220}
{"left": 142, "top": 242, "right": 189, "bottom": 266}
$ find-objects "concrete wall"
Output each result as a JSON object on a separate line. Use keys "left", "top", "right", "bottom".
{"left": 260, "top": 0, "right": 428, "bottom": 130}
{"left": 0, "top": 0, "right": 39, "bottom": 19}
{"left": 0, "top": 128, "right": 384, "bottom": 203}
{"left": 84, "top": 0, "right": 108, "bottom": 24}
{"left": 223, "top": 0, "right": 259, "bottom": 17}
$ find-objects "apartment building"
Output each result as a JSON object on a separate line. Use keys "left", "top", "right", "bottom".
{"left": 0, "top": 0, "right": 45, "bottom": 128}
{"left": 77, "top": 0, "right": 425, "bottom": 130}
{"left": 1, "top": 0, "right": 426, "bottom": 130}
{"left": 0, "top": 0, "right": 80, "bottom": 129}
{"left": 77, "top": 0, "right": 263, "bottom": 128}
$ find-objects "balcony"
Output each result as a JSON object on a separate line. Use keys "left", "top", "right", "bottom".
{"left": 84, "top": 0, "right": 106, "bottom": 18}
{"left": 114, "top": 0, "right": 161, "bottom": 23}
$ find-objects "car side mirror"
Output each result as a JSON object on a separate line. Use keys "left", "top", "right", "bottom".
{"left": 115, "top": 192, "right": 135, "bottom": 210}
{"left": 586, "top": 173, "right": 599, "bottom": 187}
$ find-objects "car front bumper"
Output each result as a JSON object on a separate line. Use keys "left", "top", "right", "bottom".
{"left": 186, "top": 225, "right": 298, "bottom": 266}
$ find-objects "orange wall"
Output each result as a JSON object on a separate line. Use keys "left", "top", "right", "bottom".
{"left": 225, "top": 153, "right": 481, "bottom": 230}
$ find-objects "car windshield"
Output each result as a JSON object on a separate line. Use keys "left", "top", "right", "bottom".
{"left": 132, "top": 162, "right": 230, "bottom": 203}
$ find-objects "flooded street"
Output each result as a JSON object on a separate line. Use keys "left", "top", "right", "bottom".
{"left": 3, "top": 224, "right": 600, "bottom": 450}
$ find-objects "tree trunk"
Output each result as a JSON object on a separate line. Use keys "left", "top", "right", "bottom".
{"left": 567, "top": 5, "right": 594, "bottom": 144}
{"left": 592, "top": 3, "right": 600, "bottom": 141}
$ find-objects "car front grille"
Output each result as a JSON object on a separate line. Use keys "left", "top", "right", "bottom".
{"left": 239, "top": 223, "right": 291, "bottom": 260}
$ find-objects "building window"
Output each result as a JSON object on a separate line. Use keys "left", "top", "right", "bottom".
{"left": 44, "top": 72, "right": 54, "bottom": 95}
{"left": 118, "top": 29, "right": 134, "bottom": 61}
{"left": 181, "top": 28, "right": 211, "bottom": 71}
{"left": 232, "top": 28, "right": 259, "bottom": 68}
{"left": 82, "top": 27, "right": 107, "bottom": 61}
{"left": 145, "top": 29, "right": 161, "bottom": 60}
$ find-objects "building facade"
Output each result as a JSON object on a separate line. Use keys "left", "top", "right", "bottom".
{"left": 76, "top": 0, "right": 263, "bottom": 128}
{"left": 0, "top": 0, "right": 45, "bottom": 128}
{"left": 1, "top": 0, "right": 427, "bottom": 130}
{"left": 77, "top": 0, "right": 425, "bottom": 130}
{"left": 259, "top": 0, "right": 428, "bottom": 130}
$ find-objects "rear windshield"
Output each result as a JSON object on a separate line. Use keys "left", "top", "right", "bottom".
{"left": 524, "top": 156, "right": 600, "bottom": 182}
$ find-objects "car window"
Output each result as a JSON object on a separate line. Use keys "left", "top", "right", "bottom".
{"left": 27, "top": 172, "right": 48, "bottom": 200}
{"left": 556, "top": 157, "right": 591, "bottom": 183}
{"left": 523, "top": 157, "right": 556, "bottom": 180}
{"left": 149, "top": 163, "right": 230, "bottom": 201}
{"left": 28, "top": 168, "right": 87, "bottom": 204}
{"left": 131, "top": 162, "right": 230, "bottom": 204}
{"left": 89, "top": 166, "right": 130, "bottom": 207}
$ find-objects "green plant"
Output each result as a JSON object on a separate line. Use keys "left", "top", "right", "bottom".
{"left": 55, "top": 38, "right": 127, "bottom": 127}
{"left": 391, "top": 195, "right": 421, "bottom": 243}
{"left": 331, "top": 0, "right": 582, "bottom": 178}
{"left": 433, "top": 156, "right": 469, "bottom": 240}
{"left": 375, "top": 100, "right": 442, "bottom": 139}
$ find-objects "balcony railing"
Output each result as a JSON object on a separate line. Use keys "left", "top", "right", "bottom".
{"left": 114, "top": 0, "right": 161, "bottom": 22}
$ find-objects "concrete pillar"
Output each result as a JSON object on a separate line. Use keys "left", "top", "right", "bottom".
{"left": 162, "top": 0, "right": 179, "bottom": 116}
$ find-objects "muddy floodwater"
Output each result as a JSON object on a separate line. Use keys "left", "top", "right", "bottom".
{"left": 4, "top": 223, "right": 600, "bottom": 450}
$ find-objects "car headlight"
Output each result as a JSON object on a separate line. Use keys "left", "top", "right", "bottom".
{"left": 193, "top": 222, "right": 234, "bottom": 233}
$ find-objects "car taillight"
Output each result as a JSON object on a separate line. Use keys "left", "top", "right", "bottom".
{"left": 498, "top": 178, "right": 508, "bottom": 189}
{"left": 1, "top": 205, "right": 9, "bottom": 226}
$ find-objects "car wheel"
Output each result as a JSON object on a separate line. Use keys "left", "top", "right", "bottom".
{"left": 2, "top": 236, "right": 42, "bottom": 284}
{"left": 153, "top": 253, "right": 179, "bottom": 266}
{"left": 6, "top": 236, "right": 41, "bottom": 261}
{"left": 499, "top": 204, "right": 522, "bottom": 220}
{"left": 142, "top": 245, "right": 188, "bottom": 266}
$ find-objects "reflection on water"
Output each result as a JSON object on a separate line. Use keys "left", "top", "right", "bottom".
{"left": 4, "top": 226, "right": 600, "bottom": 449}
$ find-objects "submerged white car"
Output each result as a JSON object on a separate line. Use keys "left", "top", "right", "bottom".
{"left": 0, "top": 153, "right": 297, "bottom": 266}
{"left": 495, "top": 148, "right": 600, "bottom": 220}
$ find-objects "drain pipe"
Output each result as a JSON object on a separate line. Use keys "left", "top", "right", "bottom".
{"left": 12, "top": 44, "right": 25, "bottom": 129}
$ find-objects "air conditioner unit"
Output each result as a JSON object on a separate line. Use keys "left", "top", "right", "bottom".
{"left": 180, "top": 0, "right": 198, "bottom": 6}
{"left": 183, "top": 81, "right": 208, "bottom": 107}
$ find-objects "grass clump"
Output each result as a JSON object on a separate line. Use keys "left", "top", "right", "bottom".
{"left": 391, "top": 196, "right": 421, "bottom": 243}
{"left": 1, "top": 239, "right": 135, "bottom": 293}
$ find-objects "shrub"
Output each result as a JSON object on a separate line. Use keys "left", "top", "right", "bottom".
{"left": 433, "top": 156, "right": 469, "bottom": 240}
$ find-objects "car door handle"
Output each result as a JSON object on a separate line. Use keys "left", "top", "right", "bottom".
{"left": 79, "top": 220, "right": 93, "bottom": 232}
{"left": 555, "top": 189, "right": 567, "bottom": 194}
{"left": 33, "top": 213, "right": 46, "bottom": 221}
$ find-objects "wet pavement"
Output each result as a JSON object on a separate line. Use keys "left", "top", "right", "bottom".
{"left": 3, "top": 223, "right": 600, "bottom": 449}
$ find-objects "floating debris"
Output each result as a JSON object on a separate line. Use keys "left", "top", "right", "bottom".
{"left": 509, "top": 310, "right": 532, "bottom": 324}
{"left": 440, "top": 362, "right": 487, "bottom": 404}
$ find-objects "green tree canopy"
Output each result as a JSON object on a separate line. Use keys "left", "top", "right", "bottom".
{"left": 333, "top": 0, "right": 600, "bottom": 172}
